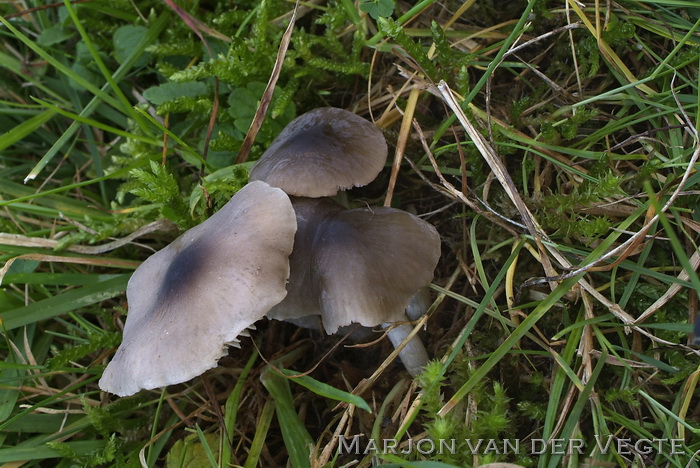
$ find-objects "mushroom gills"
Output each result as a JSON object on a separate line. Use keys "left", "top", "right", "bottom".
{"left": 265, "top": 196, "right": 342, "bottom": 321}
{"left": 225, "top": 323, "right": 257, "bottom": 348}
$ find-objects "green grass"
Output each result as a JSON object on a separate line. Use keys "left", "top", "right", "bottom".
{"left": 1, "top": 0, "right": 699, "bottom": 466}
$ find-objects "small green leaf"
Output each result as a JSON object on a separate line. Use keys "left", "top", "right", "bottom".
{"left": 228, "top": 82, "right": 267, "bottom": 130}
{"left": 113, "top": 25, "right": 150, "bottom": 67}
{"left": 143, "top": 81, "right": 209, "bottom": 105}
{"left": 188, "top": 163, "right": 250, "bottom": 215}
{"left": 166, "top": 432, "right": 219, "bottom": 468}
{"left": 37, "top": 25, "right": 74, "bottom": 46}
{"left": 359, "top": 0, "right": 395, "bottom": 20}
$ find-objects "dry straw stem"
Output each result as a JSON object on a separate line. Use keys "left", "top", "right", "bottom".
{"left": 0, "top": 218, "right": 174, "bottom": 285}
{"left": 0, "top": 254, "right": 140, "bottom": 285}
{"left": 384, "top": 268, "right": 462, "bottom": 440}
{"left": 407, "top": 118, "right": 526, "bottom": 238}
{"left": 565, "top": 4, "right": 584, "bottom": 97}
{"left": 436, "top": 81, "right": 559, "bottom": 283}
{"left": 384, "top": 86, "right": 421, "bottom": 206}
{"left": 375, "top": 71, "right": 420, "bottom": 129}
{"left": 368, "top": 266, "right": 459, "bottom": 395}
{"left": 235, "top": 0, "right": 300, "bottom": 164}
{"left": 315, "top": 404, "right": 355, "bottom": 465}
{"left": 161, "top": 0, "right": 231, "bottom": 44}
{"left": 315, "top": 267, "right": 462, "bottom": 461}
{"left": 0, "top": 218, "right": 175, "bottom": 255}
{"left": 678, "top": 366, "right": 700, "bottom": 441}
{"left": 4, "top": 0, "right": 89, "bottom": 21}
{"left": 635, "top": 249, "right": 700, "bottom": 324}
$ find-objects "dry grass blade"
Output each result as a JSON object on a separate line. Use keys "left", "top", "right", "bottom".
{"left": 235, "top": 0, "right": 300, "bottom": 164}
{"left": 565, "top": 0, "right": 655, "bottom": 95}
{"left": 559, "top": 142, "right": 700, "bottom": 283}
{"left": 635, "top": 249, "right": 700, "bottom": 324}
{"left": 384, "top": 86, "right": 420, "bottom": 206}
{"left": 4, "top": 0, "right": 90, "bottom": 20}
{"left": 437, "top": 78, "right": 700, "bottom": 341}
{"left": 0, "top": 219, "right": 175, "bottom": 255}
{"left": 0, "top": 254, "right": 140, "bottom": 284}
{"left": 436, "top": 81, "right": 542, "bottom": 239}
{"left": 161, "top": 0, "right": 225, "bottom": 163}
{"left": 161, "top": 0, "right": 231, "bottom": 43}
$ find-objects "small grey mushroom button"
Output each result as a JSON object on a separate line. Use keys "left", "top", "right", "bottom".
{"left": 249, "top": 107, "right": 388, "bottom": 198}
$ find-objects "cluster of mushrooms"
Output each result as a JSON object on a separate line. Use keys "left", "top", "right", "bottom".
{"left": 99, "top": 108, "right": 441, "bottom": 397}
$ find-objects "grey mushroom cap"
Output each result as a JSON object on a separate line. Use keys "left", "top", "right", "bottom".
{"left": 267, "top": 198, "right": 441, "bottom": 335}
{"left": 99, "top": 181, "right": 297, "bottom": 397}
{"left": 314, "top": 207, "right": 440, "bottom": 334}
{"left": 249, "top": 108, "right": 388, "bottom": 198}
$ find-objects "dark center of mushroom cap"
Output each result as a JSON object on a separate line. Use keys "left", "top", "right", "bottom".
{"left": 155, "top": 237, "right": 209, "bottom": 310}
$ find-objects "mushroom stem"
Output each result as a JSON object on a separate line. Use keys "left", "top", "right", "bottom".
{"left": 383, "top": 288, "right": 433, "bottom": 376}
{"left": 384, "top": 319, "right": 430, "bottom": 376}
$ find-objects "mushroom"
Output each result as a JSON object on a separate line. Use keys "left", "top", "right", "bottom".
{"left": 101, "top": 107, "right": 439, "bottom": 395}
{"left": 305, "top": 204, "right": 440, "bottom": 334}
{"left": 248, "top": 107, "right": 440, "bottom": 376}
{"left": 249, "top": 107, "right": 388, "bottom": 197}
{"left": 99, "top": 181, "right": 297, "bottom": 396}
{"left": 265, "top": 198, "right": 440, "bottom": 376}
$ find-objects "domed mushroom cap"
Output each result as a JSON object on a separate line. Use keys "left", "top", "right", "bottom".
{"left": 99, "top": 181, "right": 297, "bottom": 397}
{"left": 313, "top": 207, "right": 440, "bottom": 334}
{"left": 249, "top": 108, "right": 388, "bottom": 197}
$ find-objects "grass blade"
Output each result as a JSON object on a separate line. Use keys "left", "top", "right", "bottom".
{"left": 260, "top": 367, "right": 313, "bottom": 468}
{"left": 0, "top": 275, "right": 130, "bottom": 331}
{"left": 280, "top": 368, "right": 372, "bottom": 413}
